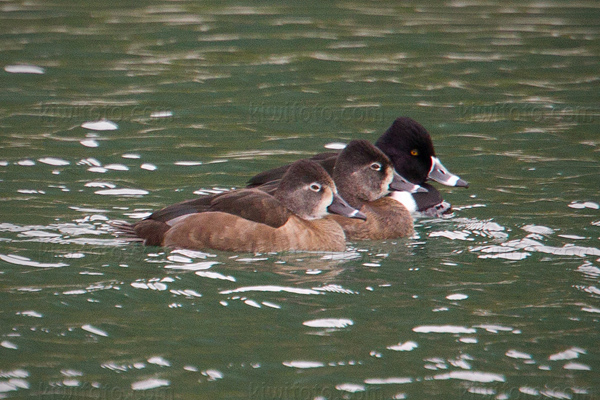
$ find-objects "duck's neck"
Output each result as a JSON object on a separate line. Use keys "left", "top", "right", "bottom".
{"left": 333, "top": 177, "right": 366, "bottom": 210}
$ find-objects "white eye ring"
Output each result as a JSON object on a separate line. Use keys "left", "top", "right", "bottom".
{"left": 370, "top": 162, "right": 382, "bottom": 171}
{"left": 309, "top": 183, "right": 322, "bottom": 192}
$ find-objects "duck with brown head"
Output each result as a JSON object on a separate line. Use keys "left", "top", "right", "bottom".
{"left": 120, "top": 160, "right": 365, "bottom": 253}
{"left": 325, "top": 139, "right": 420, "bottom": 240}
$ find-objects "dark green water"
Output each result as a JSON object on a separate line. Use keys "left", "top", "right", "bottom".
{"left": 1, "top": 1, "right": 599, "bottom": 399}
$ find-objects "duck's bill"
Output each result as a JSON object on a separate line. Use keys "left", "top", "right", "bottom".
{"left": 390, "top": 171, "right": 428, "bottom": 193}
{"left": 328, "top": 194, "right": 367, "bottom": 220}
{"left": 428, "top": 156, "right": 469, "bottom": 188}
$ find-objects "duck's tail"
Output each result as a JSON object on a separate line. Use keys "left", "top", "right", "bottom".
{"left": 108, "top": 221, "right": 144, "bottom": 242}
{"left": 109, "top": 220, "right": 169, "bottom": 247}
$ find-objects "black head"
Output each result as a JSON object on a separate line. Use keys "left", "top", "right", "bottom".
{"left": 332, "top": 139, "right": 395, "bottom": 208}
{"left": 374, "top": 117, "right": 436, "bottom": 184}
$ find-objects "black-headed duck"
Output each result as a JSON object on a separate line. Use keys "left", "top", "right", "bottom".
{"left": 374, "top": 117, "right": 468, "bottom": 215}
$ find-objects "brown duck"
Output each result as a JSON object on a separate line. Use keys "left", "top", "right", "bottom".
{"left": 116, "top": 160, "right": 365, "bottom": 252}
{"left": 249, "top": 140, "right": 422, "bottom": 240}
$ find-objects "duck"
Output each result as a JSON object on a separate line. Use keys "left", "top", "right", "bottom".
{"left": 116, "top": 159, "right": 366, "bottom": 252}
{"left": 247, "top": 117, "right": 468, "bottom": 216}
{"left": 374, "top": 117, "right": 468, "bottom": 216}
{"left": 324, "top": 139, "right": 419, "bottom": 240}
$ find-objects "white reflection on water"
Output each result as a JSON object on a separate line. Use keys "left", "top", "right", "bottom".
{"left": 262, "top": 301, "right": 280, "bottom": 309}
{"left": 0, "top": 254, "right": 68, "bottom": 268}
{"left": 446, "top": 293, "right": 468, "bottom": 300}
{"left": 195, "top": 270, "right": 236, "bottom": 282}
{"left": 282, "top": 360, "right": 325, "bottom": 368}
{"left": 364, "top": 377, "right": 412, "bottom": 385}
{"left": 16, "top": 311, "right": 43, "bottom": 318}
{"left": 475, "top": 324, "right": 520, "bottom": 334}
{"left": 16, "top": 159, "right": 35, "bottom": 166}
{"left": 95, "top": 188, "right": 148, "bottom": 196}
{"left": 220, "top": 285, "right": 320, "bottom": 295}
{"left": 336, "top": 383, "right": 366, "bottom": 393}
{"left": 577, "top": 261, "right": 600, "bottom": 278}
{"left": 140, "top": 163, "right": 157, "bottom": 171}
{"left": 80, "top": 139, "right": 99, "bottom": 147}
{"left": 103, "top": 164, "right": 129, "bottom": 171}
{"left": 131, "top": 279, "right": 169, "bottom": 291}
{"left": 413, "top": 325, "right": 476, "bottom": 334}
{"left": 0, "top": 215, "right": 128, "bottom": 250}
{"left": 472, "top": 236, "right": 600, "bottom": 260}
{"left": 1, "top": 341, "right": 18, "bottom": 350}
{"left": 0, "top": 378, "right": 30, "bottom": 394}
{"left": 4, "top": 64, "right": 45, "bottom": 74}
{"left": 147, "top": 356, "right": 171, "bottom": 367}
{"left": 433, "top": 370, "right": 505, "bottom": 383}
{"left": 428, "top": 217, "right": 508, "bottom": 241}
{"left": 313, "top": 284, "right": 357, "bottom": 294}
{"left": 81, "top": 120, "right": 118, "bottom": 131}
{"left": 164, "top": 261, "right": 219, "bottom": 271}
{"left": 38, "top": 157, "right": 70, "bottom": 166}
{"left": 563, "top": 362, "right": 591, "bottom": 371}
{"left": 548, "top": 347, "right": 586, "bottom": 361}
{"left": 303, "top": 318, "right": 354, "bottom": 328}
{"left": 320, "top": 251, "right": 361, "bottom": 261}
{"left": 505, "top": 349, "right": 532, "bottom": 360}
{"left": 81, "top": 324, "right": 108, "bottom": 337}
{"left": 426, "top": 213, "right": 600, "bottom": 263}
{"left": 169, "top": 248, "right": 216, "bottom": 259}
{"left": 201, "top": 369, "right": 223, "bottom": 381}
{"left": 387, "top": 341, "right": 418, "bottom": 352}
{"left": 243, "top": 299, "right": 261, "bottom": 308}
{"left": 568, "top": 201, "right": 600, "bottom": 209}
{"left": 131, "top": 378, "right": 170, "bottom": 391}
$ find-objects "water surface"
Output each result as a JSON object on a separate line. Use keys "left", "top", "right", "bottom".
{"left": 1, "top": 1, "right": 599, "bottom": 399}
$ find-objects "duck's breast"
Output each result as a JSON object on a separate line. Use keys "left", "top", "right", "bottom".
{"left": 328, "top": 197, "right": 413, "bottom": 241}
{"left": 277, "top": 216, "right": 347, "bottom": 252}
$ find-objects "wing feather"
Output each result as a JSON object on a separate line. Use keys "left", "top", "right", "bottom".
{"left": 146, "top": 188, "right": 290, "bottom": 229}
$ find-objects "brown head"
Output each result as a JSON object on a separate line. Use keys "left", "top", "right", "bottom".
{"left": 274, "top": 159, "right": 366, "bottom": 221}
{"left": 332, "top": 140, "right": 398, "bottom": 209}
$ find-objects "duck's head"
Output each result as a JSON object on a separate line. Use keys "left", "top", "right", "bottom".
{"left": 375, "top": 117, "right": 468, "bottom": 188}
{"left": 275, "top": 160, "right": 366, "bottom": 221}
{"left": 332, "top": 140, "right": 425, "bottom": 208}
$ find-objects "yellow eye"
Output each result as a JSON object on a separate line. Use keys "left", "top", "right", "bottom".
{"left": 410, "top": 149, "right": 419, "bottom": 156}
